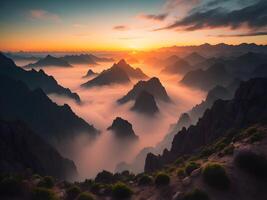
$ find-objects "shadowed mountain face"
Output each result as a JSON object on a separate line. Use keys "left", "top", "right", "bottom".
{"left": 83, "top": 69, "right": 98, "bottom": 78}
{"left": 0, "top": 75, "right": 98, "bottom": 144}
{"left": 145, "top": 78, "right": 267, "bottom": 172}
{"left": 131, "top": 91, "right": 159, "bottom": 115}
{"left": 0, "top": 120, "right": 77, "bottom": 180}
{"left": 81, "top": 64, "right": 131, "bottom": 88}
{"left": 60, "top": 54, "right": 97, "bottom": 65}
{"left": 25, "top": 55, "right": 72, "bottom": 68}
{"left": 0, "top": 53, "right": 80, "bottom": 102}
{"left": 161, "top": 57, "right": 192, "bottom": 75}
{"left": 107, "top": 117, "right": 138, "bottom": 140}
{"left": 180, "top": 63, "right": 233, "bottom": 91}
{"left": 184, "top": 52, "right": 206, "bottom": 65}
{"left": 112, "top": 59, "right": 148, "bottom": 79}
{"left": 117, "top": 77, "right": 171, "bottom": 104}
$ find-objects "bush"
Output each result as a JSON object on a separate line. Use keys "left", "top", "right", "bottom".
{"left": 223, "top": 145, "right": 234, "bottom": 155}
{"left": 38, "top": 176, "right": 54, "bottom": 188}
{"left": 138, "top": 174, "right": 153, "bottom": 186}
{"left": 185, "top": 162, "right": 200, "bottom": 175}
{"left": 66, "top": 185, "right": 81, "bottom": 199}
{"left": 249, "top": 132, "right": 264, "bottom": 143}
{"left": 77, "top": 192, "right": 94, "bottom": 200}
{"left": 175, "top": 157, "right": 184, "bottom": 166}
{"left": 235, "top": 151, "right": 267, "bottom": 179}
{"left": 0, "top": 176, "right": 22, "bottom": 196}
{"left": 111, "top": 182, "right": 133, "bottom": 199}
{"left": 95, "top": 170, "right": 114, "bottom": 184}
{"left": 182, "top": 188, "right": 210, "bottom": 200}
{"left": 202, "top": 163, "right": 230, "bottom": 189}
{"left": 31, "top": 187, "right": 58, "bottom": 200}
{"left": 155, "top": 173, "right": 170, "bottom": 186}
{"left": 177, "top": 168, "right": 186, "bottom": 179}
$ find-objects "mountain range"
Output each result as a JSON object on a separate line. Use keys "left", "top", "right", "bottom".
{"left": 25, "top": 55, "right": 73, "bottom": 68}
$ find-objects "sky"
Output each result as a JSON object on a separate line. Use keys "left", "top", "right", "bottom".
{"left": 0, "top": 0, "right": 266, "bottom": 51}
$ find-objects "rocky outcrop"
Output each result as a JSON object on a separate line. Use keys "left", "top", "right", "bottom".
{"left": 25, "top": 55, "right": 72, "bottom": 68}
{"left": 117, "top": 77, "right": 171, "bottom": 104}
{"left": 81, "top": 64, "right": 131, "bottom": 88}
{"left": 0, "top": 119, "right": 77, "bottom": 180}
{"left": 107, "top": 117, "right": 138, "bottom": 140}
{"left": 0, "top": 53, "right": 80, "bottom": 103}
{"left": 145, "top": 78, "right": 267, "bottom": 172}
{"left": 131, "top": 91, "right": 159, "bottom": 115}
{"left": 83, "top": 69, "right": 98, "bottom": 78}
{"left": 144, "top": 153, "right": 163, "bottom": 173}
{"left": 0, "top": 75, "right": 98, "bottom": 144}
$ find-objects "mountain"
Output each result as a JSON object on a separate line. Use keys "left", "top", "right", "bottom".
{"left": 107, "top": 117, "right": 138, "bottom": 140}
{"left": 0, "top": 53, "right": 80, "bottom": 102}
{"left": 253, "top": 63, "right": 267, "bottom": 78}
{"left": 189, "top": 85, "right": 233, "bottom": 123}
{"left": 180, "top": 63, "right": 234, "bottom": 91}
{"left": 87, "top": 54, "right": 114, "bottom": 62}
{"left": 117, "top": 77, "right": 171, "bottom": 104}
{"left": 83, "top": 69, "right": 98, "bottom": 78}
{"left": 25, "top": 55, "right": 72, "bottom": 68}
{"left": 164, "top": 55, "right": 180, "bottom": 66}
{"left": 131, "top": 91, "right": 159, "bottom": 115}
{"left": 61, "top": 54, "right": 97, "bottom": 64}
{"left": 161, "top": 58, "right": 192, "bottom": 75}
{"left": 112, "top": 59, "right": 148, "bottom": 79}
{"left": 0, "top": 75, "right": 98, "bottom": 144}
{"left": 184, "top": 52, "right": 205, "bottom": 65}
{"left": 4, "top": 52, "right": 40, "bottom": 61}
{"left": 145, "top": 77, "right": 267, "bottom": 172}
{"left": 0, "top": 119, "right": 77, "bottom": 180}
{"left": 81, "top": 64, "right": 131, "bottom": 88}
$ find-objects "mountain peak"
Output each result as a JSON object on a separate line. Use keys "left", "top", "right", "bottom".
{"left": 117, "top": 59, "right": 127, "bottom": 66}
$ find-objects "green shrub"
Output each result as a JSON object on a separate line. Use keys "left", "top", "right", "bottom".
{"left": 31, "top": 187, "right": 58, "bottom": 200}
{"left": 77, "top": 192, "right": 94, "bottom": 200}
{"left": 223, "top": 145, "right": 234, "bottom": 155}
{"left": 202, "top": 163, "right": 230, "bottom": 189}
{"left": 138, "top": 174, "right": 153, "bottom": 186}
{"left": 175, "top": 157, "right": 184, "bottom": 166}
{"left": 155, "top": 173, "right": 170, "bottom": 186}
{"left": 66, "top": 185, "right": 81, "bottom": 199}
{"left": 200, "top": 147, "right": 215, "bottom": 158}
{"left": 111, "top": 182, "right": 133, "bottom": 199}
{"left": 38, "top": 176, "right": 54, "bottom": 188}
{"left": 0, "top": 176, "right": 22, "bottom": 196}
{"left": 177, "top": 168, "right": 186, "bottom": 179}
{"left": 183, "top": 188, "right": 210, "bottom": 200}
{"left": 185, "top": 162, "right": 200, "bottom": 175}
{"left": 235, "top": 151, "right": 267, "bottom": 179}
{"left": 249, "top": 132, "right": 264, "bottom": 143}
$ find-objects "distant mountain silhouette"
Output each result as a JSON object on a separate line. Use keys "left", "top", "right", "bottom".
{"left": 4, "top": 52, "right": 40, "bottom": 61}
{"left": 25, "top": 55, "right": 72, "bottom": 68}
{"left": 0, "top": 75, "right": 98, "bottom": 144}
{"left": 161, "top": 57, "right": 192, "bottom": 75}
{"left": 83, "top": 69, "right": 98, "bottom": 78}
{"left": 61, "top": 54, "right": 97, "bottom": 64}
{"left": 117, "top": 77, "right": 171, "bottom": 104}
{"left": 180, "top": 63, "right": 234, "bottom": 90}
{"left": 107, "top": 117, "right": 138, "bottom": 140}
{"left": 0, "top": 119, "right": 77, "bottom": 180}
{"left": 164, "top": 55, "right": 180, "bottom": 66}
{"left": 0, "top": 53, "right": 80, "bottom": 102}
{"left": 81, "top": 64, "right": 131, "bottom": 88}
{"left": 184, "top": 52, "right": 205, "bottom": 65}
{"left": 113, "top": 59, "right": 148, "bottom": 79}
{"left": 145, "top": 77, "right": 267, "bottom": 172}
{"left": 87, "top": 54, "right": 114, "bottom": 62}
{"left": 253, "top": 63, "right": 267, "bottom": 78}
{"left": 131, "top": 91, "right": 159, "bottom": 115}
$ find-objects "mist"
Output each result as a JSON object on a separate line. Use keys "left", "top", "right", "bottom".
{"left": 15, "top": 59, "right": 206, "bottom": 180}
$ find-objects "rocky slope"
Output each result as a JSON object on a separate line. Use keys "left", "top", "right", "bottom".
{"left": 0, "top": 119, "right": 77, "bottom": 180}
{"left": 0, "top": 53, "right": 80, "bottom": 103}
{"left": 0, "top": 75, "right": 98, "bottom": 144}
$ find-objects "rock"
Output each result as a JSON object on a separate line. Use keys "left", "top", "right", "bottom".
{"left": 107, "top": 117, "right": 138, "bottom": 140}
{"left": 190, "top": 168, "right": 201, "bottom": 177}
{"left": 131, "top": 91, "right": 159, "bottom": 115}
{"left": 172, "top": 191, "right": 183, "bottom": 200}
{"left": 182, "top": 177, "right": 191, "bottom": 186}
{"left": 144, "top": 153, "right": 163, "bottom": 173}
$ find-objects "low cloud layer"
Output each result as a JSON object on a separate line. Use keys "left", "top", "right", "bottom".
{"left": 138, "top": 13, "right": 168, "bottom": 21}
{"left": 29, "top": 9, "right": 61, "bottom": 22}
{"left": 113, "top": 25, "right": 129, "bottom": 31}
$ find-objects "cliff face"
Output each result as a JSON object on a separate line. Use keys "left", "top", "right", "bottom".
{"left": 0, "top": 120, "right": 77, "bottom": 180}
{"left": 145, "top": 78, "right": 267, "bottom": 172}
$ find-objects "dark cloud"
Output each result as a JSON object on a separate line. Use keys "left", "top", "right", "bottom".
{"left": 139, "top": 13, "right": 168, "bottom": 21}
{"left": 157, "top": 0, "right": 267, "bottom": 31}
{"left": 214, "top": 31, "right": 267, "bottom": 37}
{"left": 113, "top": 25, "right": 129, "bottom": 31}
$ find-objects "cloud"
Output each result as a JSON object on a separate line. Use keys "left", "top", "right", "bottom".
{"left": 113, "top": 25, "right": 129, "bottom": 31}
{"left": 138, "top": 13, "right": 168, "bottom": 21}
{"left": 73, "top": 23, "right": 88, "bottom": 28}
{"left": 164, "top": 0, "right": 200, "bottom": 11}
{"left": 212, "top": 31, "right": 267, "bottom": 37}
{"left": 117, "top": 36, "right": 143, "bottom": 40}
{"left": 157, "top": 0, "right": 267, "bottom": 31}
{"left": 29, "top": 9, "right": 61, "bottom": 22}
